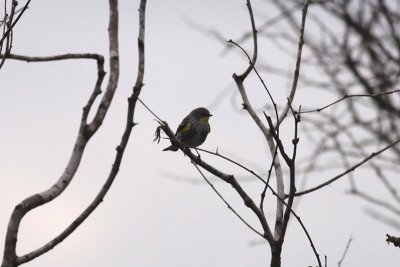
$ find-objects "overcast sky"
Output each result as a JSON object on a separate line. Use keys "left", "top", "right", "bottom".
{"left": 1, "top": 0, "right": 400, "bottom": 266}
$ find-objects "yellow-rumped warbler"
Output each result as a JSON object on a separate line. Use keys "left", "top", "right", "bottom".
{"left": 163, "top": 107, "right": 212, "bottom": 151}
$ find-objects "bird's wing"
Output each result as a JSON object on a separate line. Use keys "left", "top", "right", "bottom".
{"left": 175, "top": 116, "right": 191, "bottom": 135}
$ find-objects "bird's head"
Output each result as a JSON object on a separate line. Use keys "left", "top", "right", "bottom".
{"left": 191, "top": 107, "right": 212, "bottom": 123}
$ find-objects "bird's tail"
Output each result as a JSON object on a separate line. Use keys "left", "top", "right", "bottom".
{"left": 162, "top": 145, "right": 179, "bottom": 151}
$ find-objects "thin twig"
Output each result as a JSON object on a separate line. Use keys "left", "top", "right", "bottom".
{"left": 0, "top": 0, "right": 31, "bottom": 44}
{"left": 260, "top": 146, "right": 278, "bottom": 211}
{"left": 300, "top": 89, "right": 400, "bottom": 114}
{"left": 192, "top": 162, "right": 264, "bottom": 238}
{"left": 229, "top": 39, "right": 279, "bottom": 127}
{"left": 196, "top": 147, "right": 267, "bottom": 185}
{"left": 337, "top": 235, "right": 353, "bottom": 267}
{"left": 294, "top": 138, "right": 400, "bottom": 197}
{"left": 265, "top": 114, "right": 291, "bottom": 165}
{"left": 138, "top": 97, "right": 164, "bottom": 122}
{"left": 222, "top": 2, "right": 304, "bottom": 55}
{"left": 235, "top": 0, "right": 257, "bottom": 80}
{"left": 0, "top": 0, "right": 32, "bottom": 69}
{"left": 350, "top": 190, "right": 400, "bottom": 216}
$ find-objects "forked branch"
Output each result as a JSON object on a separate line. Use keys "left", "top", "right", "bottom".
{"left": 1, "top": 0, "right": 122, "bottom": 266}
{"left": 16, "top": 1, "right": 147, "bottom": 263}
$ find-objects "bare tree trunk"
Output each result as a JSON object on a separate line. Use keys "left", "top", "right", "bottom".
{"left": 270, "top": 244, "right": 282, "bottom": 267}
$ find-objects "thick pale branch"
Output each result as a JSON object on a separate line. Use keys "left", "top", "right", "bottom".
{"left": 1, "top": 1, "right": 120, "bottom": 266}
{"left": 17, "top": 1, "right": 146, "bottom": 264}
{"left": 17, "top": 0, "right": 147, "bottom": 264}
{"left": 86, "top": 0, "right": 120, "bottom": 135}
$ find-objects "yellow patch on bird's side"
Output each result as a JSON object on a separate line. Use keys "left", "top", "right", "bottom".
{"left": 200, "top": 116, "right": 209, "bottom": 123}
{"left": 180, "top": 124, "right": 192, "bottom": 132}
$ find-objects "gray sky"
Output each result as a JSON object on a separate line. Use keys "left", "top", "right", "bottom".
{"left": 1, "top": 0, "right": 400, "bottom": 266}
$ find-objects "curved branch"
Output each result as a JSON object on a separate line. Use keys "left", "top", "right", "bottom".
{"left": 278, "top": 0, "right": 309, "bottom": 124}
{"left": 17, "top": 1, "right": 147, "bottom": 264}
{"left": 18, "top": 0, "right": 147, "bottom": 264}
{"left": 1, "top": 1, "right": 120, "bottom": 266}
{"left": 86, "top": 0, "right": 120, "bottom": 135}
{"left": 231, "top": 0, "right": 257, "bottom": 80}
{"left": 3, "top": 54, "right": 106, "bottom": 126}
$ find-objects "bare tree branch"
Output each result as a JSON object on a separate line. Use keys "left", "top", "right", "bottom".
{"left": 228, "top": 0, "right": 286, "bottom": 242}
{"left": 301, "top": 89, "right": 400, "bottom": 114}
{"left": 337, "top": 235, "right": 353, "bottom": 267}
{"left": 192, "top": 163, "right": 264, "bottom": 238}
{"left": 1, "top": 0, "right": 122, "bottom": 266}
{"left": 15, "top": 1, "right": 147, "bottom": 263}
{"left": 0, "top": 0, "right": 31, "bottom": 69}
{"left": 3, "top": 54, "right": 106, "bottom": 121}
{"left": 155, "top": 120, "right": 275, "bottom": 243}
{"left": 159, "top": 120, "right": 321, "bottom": 267}
{"left": 278, "top": 0, "right": 309, "bottom": 124}
{"left": 294, "top": 138, "right": 400, "bottom": 197}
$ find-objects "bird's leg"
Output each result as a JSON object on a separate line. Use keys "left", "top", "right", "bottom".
{"left": 181, "top": 143, "right": 190, "bottom": 157}
{"left": 194, "top": 148, "right": 201, "bottom": 159}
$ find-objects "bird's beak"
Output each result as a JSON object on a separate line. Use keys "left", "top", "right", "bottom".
{"left": 208, "top": 114, "right": 213, "bottom": 117}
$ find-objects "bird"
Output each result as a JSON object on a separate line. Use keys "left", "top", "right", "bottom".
{"left": 163, "top": 107, "right": 212, "bottom": 151}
